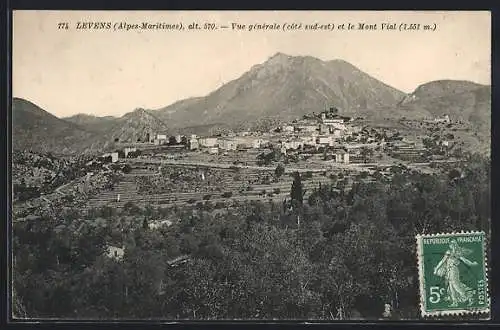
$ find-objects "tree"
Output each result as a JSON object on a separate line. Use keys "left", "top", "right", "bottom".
{"left": 291, "top": 172, "right": 304, "bottom": 206}
{"left": 168, "top": 136, "right": 177, "bottom": 145}
{"left": 275, "top": 163, "right": 285, "bottom": 179}
{"left": 360, "top": 147, "right": 373, "bottom": 163}
{"left": 122, "top": 164, "right": 132, "bottom": 174}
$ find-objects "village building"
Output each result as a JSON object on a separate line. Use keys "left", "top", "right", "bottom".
{"left": 189, "top": 137, "right": 199, "bottom": 150}
{"left": 332, "top": 129, "right": 342, "bottom": 138}
{"left": 441, "top": 140, "right": 454, "bottom": 147}
{"left": 149, "top": 220, "right": 173, "bottom": 230}
{"left": 283, "top": 125, "right": 295, "bottom": 133}
{"left": 434, "top": 115, "right": 451, "bottom": 123}
{"left": 231, "top": 137, "right": 260, "bottom": 149}
{"left": 124, "top": 147, "right": 137, "bottom": 158}
{"left": 301, "top": 134, "right": 317, "bottom": 146}
{"left": 281, "top": 139, "right": 304, "bottom": 151}
{"left": 296, "top": 125, "right": 318, "bottom": 133}
{"left": 104, "top": 245, "right": 125, "bottom": 261}
{"left": 219, "top": 139, "right": 238, "bottom": 151}
{"left": 175, "top": 135, "right": 183, "bottom": 144}
{"left": 334, "top": 149, "right": 350, "bottom": 164}
{"left": 207, "top": 147, "right": 219, "bottom": 155}
{"left": 100, "top": 152, "right": 119, "bottom": 163}
{"left": 199, "top": 137, "right": 218, "bottom": 148}
{"left": 252, "top": 138, "right": 269, "bottom": 149}
{"left": 319, "top": 124, "right": 330, "bottom": 135}
{"left": 316, "top": 136, "right": 333, "bottom": 146}
{"left": 153, "top": 134, "right": 168, "bottom": 145}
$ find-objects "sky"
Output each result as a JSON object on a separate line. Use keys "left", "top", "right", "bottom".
{"left": 13, "top": 10, "right": 491, "bottom": 118}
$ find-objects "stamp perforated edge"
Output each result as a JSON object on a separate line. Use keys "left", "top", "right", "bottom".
{"left": 416, "top": 231, "right": 490, "bottom": 318}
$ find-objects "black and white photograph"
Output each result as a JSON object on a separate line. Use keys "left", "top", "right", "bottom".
{"left": 11, "top": 10, "right": 491, "bottom": 320}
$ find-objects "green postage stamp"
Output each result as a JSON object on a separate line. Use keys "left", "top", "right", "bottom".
{"left": 416, "top": 231, "right": 490, "bottom": 317}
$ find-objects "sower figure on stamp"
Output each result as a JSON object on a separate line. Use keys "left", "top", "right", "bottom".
{"left": 433, "top": 239, "right": 478, "bottom": 307}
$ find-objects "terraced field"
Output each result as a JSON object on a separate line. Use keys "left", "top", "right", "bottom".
{"left": 84, "top": 163, "right": 358, "bottom": 210}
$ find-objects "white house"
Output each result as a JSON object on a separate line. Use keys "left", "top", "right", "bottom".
{"left": 335, "top": 150, "right": 350, "bottom": 164}
{"left": 301, "top": 135, "right": 317, "bottom": 146}
{"left": 156, "top": 134, "right": 167, "bottom": 140}
{"left": 297, "top": 125, "right": 318, "bottom": 133}
{"left": 154, "top": 134, "right": 168, "bottom": 145}
{"left": 219, "top": 139, "right": 238, "bottom": 151}
{"left": 316, "top": 136, "right": 332, "bottom": 145}
{"left": 189, "top": 138, "right": 199, "bottom": 150}
{"left": 111, "top": 152, "right": 119, "bottom": 163}
{"left": 282, "top": 140, "right": 303, "bottom": 150}
{"left": 283, "top": 125, "right": 295, "bottom": 133}
{"left": 207, "top": 147, "right": 219, "bottom": 154}
{"left": 149, "top": 220, "right": 173, "bottom": 230}
{"left": 199, "top": 137, "right": 218, "bottom": 148}
{"left": 101, "top": 152, "right": 119, "bottom": 163}
{"left": 332, "top": 129, "right": 342, "bottom": 138}
{"left": 434, "top": 115, "right": 451, "bottom": 123}
{"left": 104, "top": 245, "right": 125, "bottom": 261}
{"left": 322, "top": 117, "right": 344, "bottom": 124}
{"left": 252, "top": 139, "right": 269, "bottom": 149}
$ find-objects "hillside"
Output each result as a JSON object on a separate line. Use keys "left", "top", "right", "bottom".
{"left": 64, "top": 114, "right": 118, "bottom": 134}
{"left": 411, "top": 80, "right": 486, "bottom": 100}
{"left": 12, "top": 98, "right": 103, "bottom": 155}
{"left": 154, "top": 53, "right": 406, "bottom": 129}
{"left": 396, "top": 81, "right": 491, "bottom": 155}
{"left": 101, "top": 108, "right": 170, "bottom": 143}
{"left": 398, "top": 82, "right": 490, "bottom": 129}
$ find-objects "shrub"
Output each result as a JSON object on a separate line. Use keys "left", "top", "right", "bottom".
{"left": 221, "top": 192, "right": 233, "bottom": 198}
{"left": 303, "top": 171, "right": 313, "bottom": 179}
{"left": 274, "top": 163, "right": 285, "bottom": 178}
{"left": 215, "top": 201, "right": 225, "bottom": 209}
{"left": 122, "top": 164, "right": 132, "bottom": 174}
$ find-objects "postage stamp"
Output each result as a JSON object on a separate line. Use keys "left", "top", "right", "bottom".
{"left": 416, "top": 231, "right": 490, "bottom": 317}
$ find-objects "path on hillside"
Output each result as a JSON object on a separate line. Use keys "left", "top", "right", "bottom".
{"left": 126, "top": 158, "right": 360, "bottom": 173}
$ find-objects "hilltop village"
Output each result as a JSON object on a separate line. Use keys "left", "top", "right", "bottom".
{"left": 13, "top": 106, "right": 467, "bottom": 224}
{"left": 109, "top": 107, "right": 457, "bottom": 166}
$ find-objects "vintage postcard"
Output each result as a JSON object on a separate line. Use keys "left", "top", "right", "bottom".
{"left": 11, "top": 10, "right": 491, "bottom": 320}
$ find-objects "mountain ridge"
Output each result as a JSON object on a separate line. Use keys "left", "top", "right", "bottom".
{"left": 152, "top": 53, "right": 407, "bottom": 128}
{"left": 12, "top": 53, "right": 490, "bottom": 154}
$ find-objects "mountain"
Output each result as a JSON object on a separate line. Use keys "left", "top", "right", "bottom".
{"left": 14, "top": 54, "right": 490, "bottom": 155}
{"left": 153, "top": 53, "right": 406, "bottom": 129}
{"left": 411, "top": 80, "right": 486, "bottom": 100}
{"left": 100, "top": 108, "right": 170, "bottom": 143}
{"left": 398, "top": 80, "right": 490, "bottom": 129}
{"left": 12, "top": 98, "right": 103, "bottom": 155}
{"left": 64, "top": 114, "right": 118, "bottom": 134}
